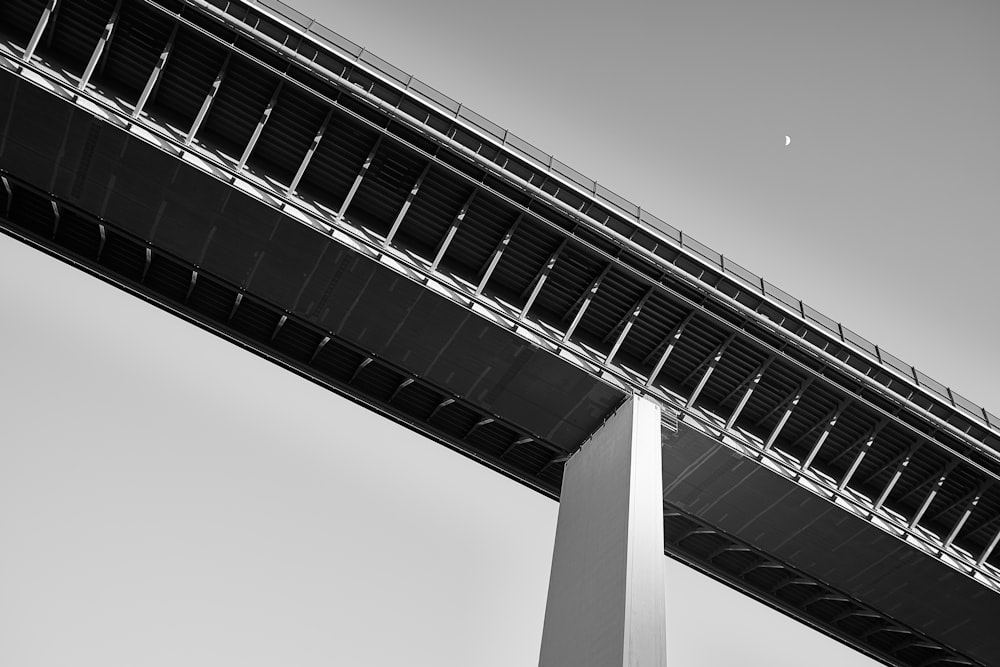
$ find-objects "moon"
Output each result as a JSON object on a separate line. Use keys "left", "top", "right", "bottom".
{"left": 785, "top": 135, "right": 791, "bottom": 147}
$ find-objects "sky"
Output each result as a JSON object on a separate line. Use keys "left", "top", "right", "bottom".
{"left": 1, "top": 1, "right": 998, "bottom": 666}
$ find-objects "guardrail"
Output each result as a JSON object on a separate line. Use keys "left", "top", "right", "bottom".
{"left": 228, "top": 0, "right": 997, "bottom": 434}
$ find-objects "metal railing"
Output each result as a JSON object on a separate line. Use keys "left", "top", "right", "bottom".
{"left": 222, "top": 0, "right": 997, "bottom": 436}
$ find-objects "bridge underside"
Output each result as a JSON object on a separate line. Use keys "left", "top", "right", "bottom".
{"left": 2, "top": 62, "right": 996, "bottom": 667}
{"left": 663, "top": 423, "right": 1000, "bottom": 664}
{"left": 0, "top": 66, "right": 622, "bottom": 490}
{"left": 2, "top": 1, "right": 1000, "bottom": 665}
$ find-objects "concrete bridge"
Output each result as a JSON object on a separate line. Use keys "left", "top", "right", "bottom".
{"left": 1, "top": 0, "right": 998, "bottom": 664}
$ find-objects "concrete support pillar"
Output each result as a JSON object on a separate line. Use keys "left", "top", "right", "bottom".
{"left": 539, "top": 395, "right": 667, "bottom": 667}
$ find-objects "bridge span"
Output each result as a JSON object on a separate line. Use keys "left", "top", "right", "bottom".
{"left": 1, "top": 0, "right": 999, "bottom": 664}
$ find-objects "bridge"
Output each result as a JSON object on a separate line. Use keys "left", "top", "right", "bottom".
{"left": 1, "top": 0, "right": 998, "bottom": 665}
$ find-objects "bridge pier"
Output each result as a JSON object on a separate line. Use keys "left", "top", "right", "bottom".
{"left": 539, "top": 395, "right": 667, "bottom": 667}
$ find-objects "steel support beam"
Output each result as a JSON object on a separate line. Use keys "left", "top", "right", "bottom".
{"left": 773, "top": 577, "right": 818, "bottom": 595}
{"left": 738, "top": 561, "right": 784, "bottom": 578}
{"left": 184, "top": 270, "right": 197, "bottom": 303}
{"left": 858, "top": 447, "right": 906, "bottom": 489}
{"left": 909, "top": 463, "right": 956, "bottom": 529}
{"left": 336, "top": 135, "right": 382, "bottom": 221}
{"left": 431, "top": 190, "right": 476, "bottom": 271}
{"left": 96, "top": 223, "right": 106, "bottom": 261}
{"left": 520, "top": 240, "right": 567, "bottom": 322}
{"left": 706, "top": 545, "right": 752, "bottom": 562}
{"left": 49, "top": 200, "right": 59, "bottom": 238}
{"left": 977, "top": 527, "right": 1000, "bottom": 568}
{"left": 78, "top": 0, "right": 122, "bottom": 92}
{"left": 287, "top": 108, "right": 333, "bottom": 196}
{"left": 185, "top": 52, "right": 231, "bottom": 145}
{"left": 802, "top": 593, "right": 849, "bottom": 608}
{"left": 1, "top": 176, "right": 12, "bottom": 217}
{"left": 725, "top": 357, "right": 773, "bottom": 430}
{"left": 860, "top": 624, "right": 910, "bottom": 641}
{"left": 788, "top": 402, "right": 847, "bottom": 452}
{"left": 475, "top": 215, "right": 521, "bottom": 296}
{"left": 538, "top": 395, "right": 666, "bottom": 667}
{"left": 23, "top": 0, "right": 59, "bottom": 63}
{"left": 466, "top": 417, "right": 494, "bottom": 437}
{"left": 501, "top": 436, "right": 532, "bottom": 459}
{"left": 920, "top": 659, "right": 974, "bottom": 667}
{"left": 646, "top": 311, "right": 696, "bottom": 388}
{"left": 384, "top": 162, "right": 430, "bottom": 247}
{"left": 270, "top": 314, "right": 287, "bottom": 341}
{"left": 133, "top": 23, "right": 178, "bottom": 119}
{"left": 873, "top": 444, "right": 920, "bottom": 515}
{"left": 826, "top": 420, "right": 884, "bottom": 472}
{"left": 562, "top": 265, "right": 611, "bottom": 343}
{"left": 388, "top": 377, "right": 414, "bottom": 402}
{"left": 42, "top": 0, "right": 63, "bottom": 49}
{"left": 920, "top": 658, "right": 974, "bottom": 667}
{"left": 801, "top": 398, "right": 850, "bottom": 471}
{"left": 227, "top": 291, "right": 243, "bottom": 321}
{"left": 754, "top": 382, "right": 805, "bottom": 429}
{"left": 837, "top": 421, "right": 886, "bottom": 491}
{"left": 349, "top": 357, "right": 372, "bottom": 383}
{"left": 537, "top": 453, "right": 569, "bottom": 477}
{"left": 943, "top": 483, "right": 988, "bottom": 551}
{"left": 560, "top": 264, "right": 605, "bottom": 330}
{"left": 427, "top": 398, "right": 454, "bottom": 422}
{"left": 686, "top": 333, "right": 736, "bottom": 410}
{"left": 967, "top": 514, "right": 1000, "bottom": 546}
{"left": 678, "top": 528, "right": 716, "bottom": 544}
{"left": 763, "top": 378, "right": 812, "bottom": 452}
{"left": 928, "top": 486, "right": 978, "bottom": 527}
{"left": 309, "top": 335, "right": 330, "bottom": 363}
{"left": 237, "top": 81, "right": 282, "bottom": 171}
{"left": 677, "top": 336, "right": 725, "bottom": 388}
{"left": 834, "top": 609, "right": 882, "bottom": 624}
{"left": 605, "top": 288, "right": 652, "bottom": 365}
{"left": 896, "top": 465, "right": 954, "bottom": 507}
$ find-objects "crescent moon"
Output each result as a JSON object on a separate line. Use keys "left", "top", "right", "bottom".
{"left": 785, "top": 135, "right": 791, "bottom": 147}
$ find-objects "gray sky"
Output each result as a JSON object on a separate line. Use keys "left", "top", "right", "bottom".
{"left": 1, "top": 1, "right": 998, "bottom": 666}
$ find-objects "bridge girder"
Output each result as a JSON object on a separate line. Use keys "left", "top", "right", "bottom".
{"left": 1, "top": 0, "right": 999, "bottom": 664}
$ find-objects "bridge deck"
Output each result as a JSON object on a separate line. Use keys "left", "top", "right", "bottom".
{"left": 1, "top": 0, "right": 999, "bottom": 664}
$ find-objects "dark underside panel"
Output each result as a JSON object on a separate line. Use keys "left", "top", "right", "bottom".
{"left": 0, "top": 64, "right": 623, "bottom": 466}
{"left": 663, "top": 423, "right": 1000, "bottom": 666}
